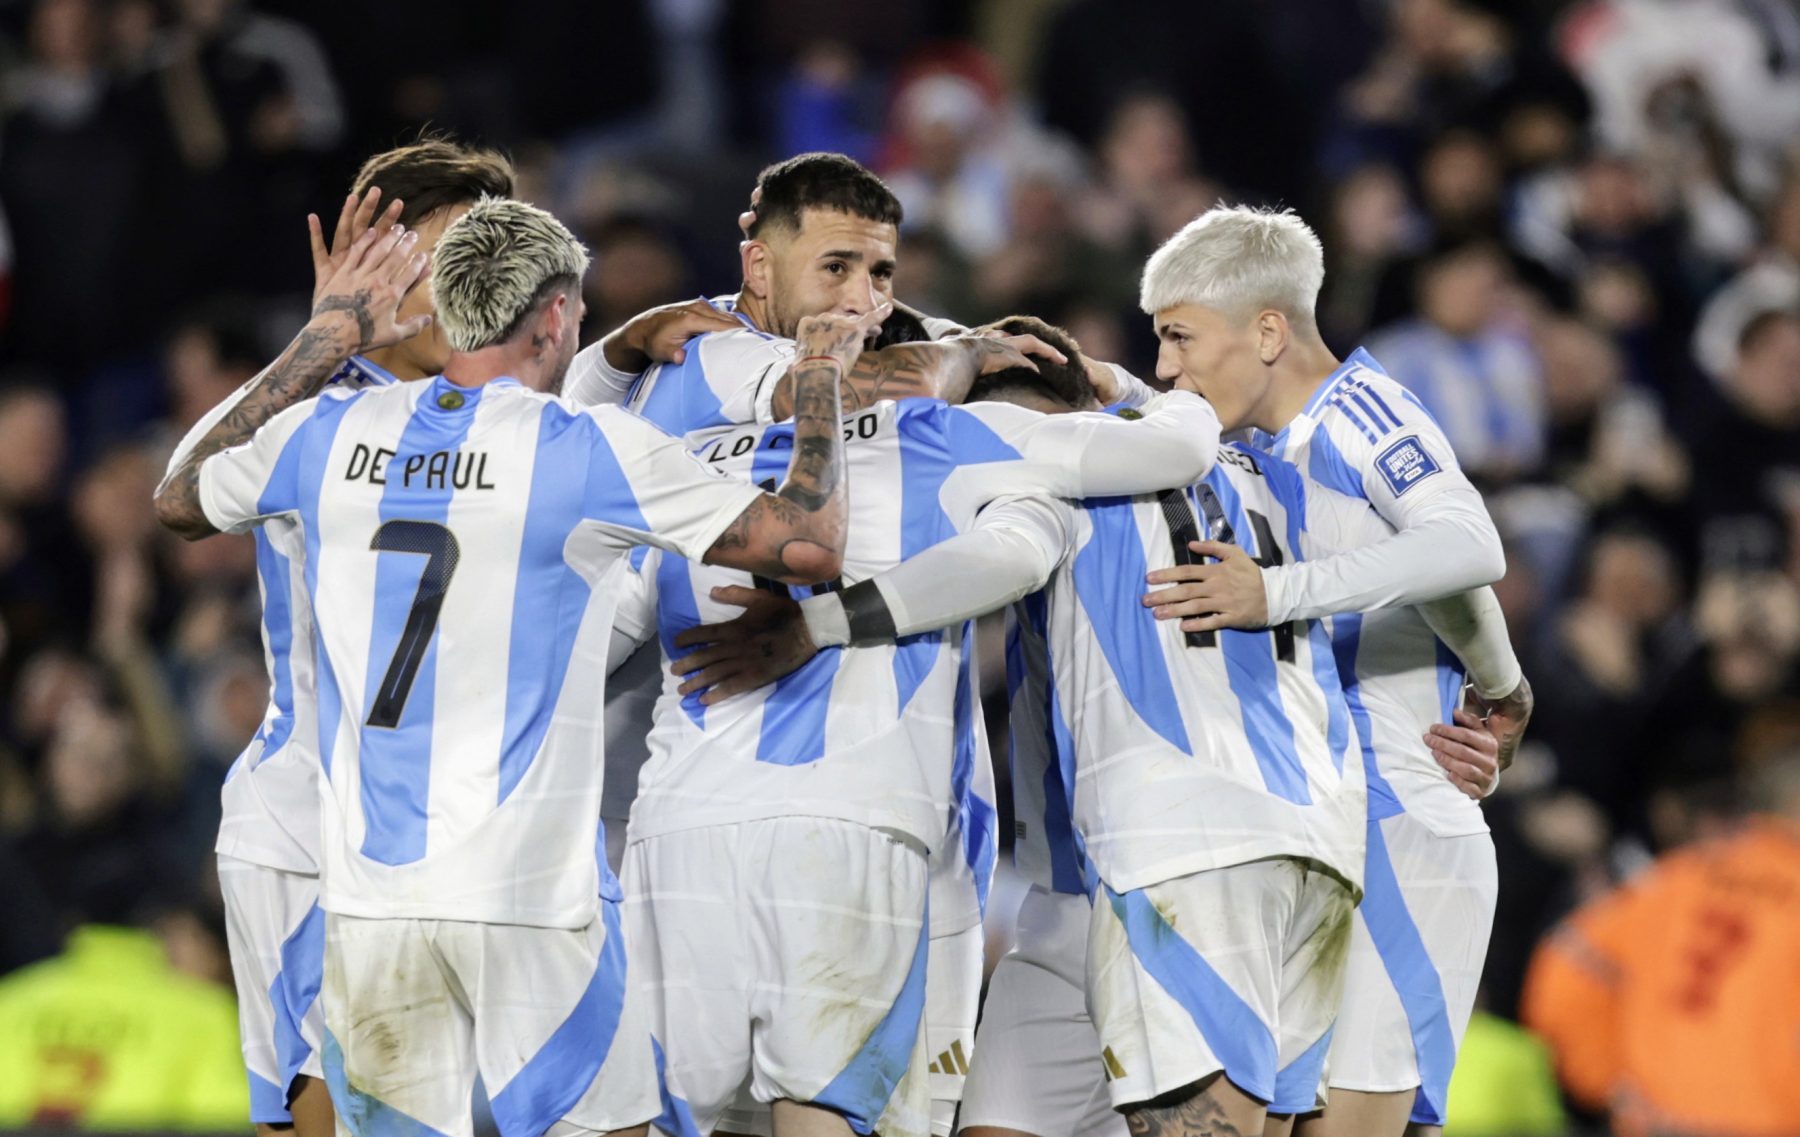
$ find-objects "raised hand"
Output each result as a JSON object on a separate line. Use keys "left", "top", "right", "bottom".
{"left": 309, "top": 188, "right": 405, "bottom": 310}
{"left": 311, "top": 223, "right": 434, "bottom": 354}
{"left": 796, "top": 302, "right": 895, "bottom": 371}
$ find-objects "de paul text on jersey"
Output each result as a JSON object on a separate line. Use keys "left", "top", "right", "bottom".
{"left": 344, "top": 444, "right": 497, "bottom": 491}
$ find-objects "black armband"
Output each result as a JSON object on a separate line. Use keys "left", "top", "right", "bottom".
{"left": 840, "top": 579, "right": 898, "bottom": 645}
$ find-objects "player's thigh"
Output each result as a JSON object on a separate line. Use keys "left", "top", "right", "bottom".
{"left": 962, "top": 891, "right": 1125, "bottom": 1137}
{"left": 922, "top": 920, "right": 982, "bottom": 1136}
{"left": 1326, "top": 815, "right": 1497, "bottom": 1127}
{"left": 438, "top": 908, "right": 660, "bottom": 1137}
{"left": 1087, "top": 859, "right": 1303, "bottom": 1112}
{"left": 620, "top": 828, "right": 751, "bottom": 1135}
{"left": 219, "top": 856, "right": 326, "bottom": 1125}
{"left": 745, "top": 818, "right": 931, "bottom": 1137}
{"left": 1268, "top": 864, "right": 1356, "bottom": 1117}
{"left": 321, "top": 914, "right": 475, "bottom": 1136}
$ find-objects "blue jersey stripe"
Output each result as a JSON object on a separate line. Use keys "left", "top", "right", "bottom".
{"left": 498, "top": 407, "right": 615, "bottom": 805}
{"left": 489, "top": 900, "right": 631, "bottom": 1137}
{"left": 1071, "top": 499, "right": 1192, "bottom": 754}
{"left": 1330, "top": 395, "right": 1380, "bottom": 443}
{"left": 296, "top": 393, "right": 366, "bottom": 780}
{"left": 1356, "top": 382, "right": 1406, "bottom": 432}
{"left": 1019, "top": 591, "right": 1089, "bottom": 896}
{"left": 636, "top": 342, "right": 730, "bottom": 435}
{"left": 655, "top": 553, "right": 708, "bottom": 728}
{"left": 357, "top": 388, "right": 479, "bottom": 866}
{"left": 1435, "top": 639, "right": 1465, "bottom": 725}
{"left": 1347, "top": 386, "right": 1398, "bottom": 435}
{"left": 1306, "top": 426, "right": 1368, "bottom": 502}
{"left": 754, "top": 649, "right": 842, "bottom": 766}
{"left": 1206, "top": 470, "right": 1311, "bottom": 804}
{"left": 252, "top": 536, "right": 297, "bottom": 765}
{"left": 950, "top": 623, "right": 996, "bottom": 914}
{"left": 1331, "top": 614, "right": 1403, "bottom": 820}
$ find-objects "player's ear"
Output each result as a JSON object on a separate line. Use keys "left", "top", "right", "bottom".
{"left": 1256, "top": 310, "right": 1289, "bottom": 365}
{"left": 741, "top": 239, "right": 773, "bottom": 301}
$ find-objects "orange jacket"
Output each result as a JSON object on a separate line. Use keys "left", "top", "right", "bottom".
{"left": 1521, "top": 821, "right": 1800, "bottom": 1137}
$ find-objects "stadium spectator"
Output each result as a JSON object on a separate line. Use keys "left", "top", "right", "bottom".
{"left": 1522, "top": 747, "right": 1800, "bottom": 1137}
{"left": 1368, "top": 238, "right": 1547, "bottom": 481}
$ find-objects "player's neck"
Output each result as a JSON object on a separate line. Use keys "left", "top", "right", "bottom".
{"left": 734, "top": 289, "right": 778, "bottom": 337}
{"left": 1258, "top": 339, "right": 1342, "bottom": 435}
{"left": 360, "top": 345, "right": 430, "bottom": 382}
{"left": 442, "top": 344, "right": 542, "bottom": 391}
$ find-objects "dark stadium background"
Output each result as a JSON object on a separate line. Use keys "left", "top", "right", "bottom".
{"left": 1, "top": 0, "right": 1797, "bottom": 1132}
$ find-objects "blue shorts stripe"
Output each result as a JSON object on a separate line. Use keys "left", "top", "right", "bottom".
{"left": 268, "top": 901, "right": 325, "bottom": 1099}
{"left": 1104, "top": 884, "right": 1278, "bottom": 1103}
{"left": 650, "top": 1037, "right": 702, "bottom": 1137}
{"left": 811, "top": 904, "right": 930, "bottom": 1134}
{"left": 1361, "top": 820, "right": 1457, "bottom": 1125}
{"left": 321, "top": 1029, "right": 454, "bottom": 1137}
{"left": 1270, "top": 1024, "right": 1333, "bottom": 1115}
{"left": 248, "top": 1069, "right": 292, "bottom": 1124}
{"left": 489, "top": 900, "right": 632, "bottom": 1137}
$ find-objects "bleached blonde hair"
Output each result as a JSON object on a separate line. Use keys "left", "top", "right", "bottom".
{"left": 1139, "top": 205, "right": 1325, "bottom": 329}
{"left": 431, "top": 196, "right": 590, "bottom": 353}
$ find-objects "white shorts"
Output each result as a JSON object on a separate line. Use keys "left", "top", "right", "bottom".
{"left": 1327, "top": 812, "right": 1498, "bottom": 1125}
{"left": 320, "top": 903, "right": 659, "bottom": 1137}
{"left": 623, "top": 818, "right": 931, "bottom": 1137}
{"left": 715, "top": 919, "right": 983, "bottom": 1137}
{"left": 1089, "top": 858, "right": 1355, "bottom": 1115}
{"left": 219, "top": 855, "right": 325, "bottom": 1124}
{"left": 960, "top": 886, "right": 1126, "bottom": 1137}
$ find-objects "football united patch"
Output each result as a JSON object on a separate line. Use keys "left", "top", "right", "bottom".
{"left": 1375, "top": 434, "right": 1441, "bottom": 496}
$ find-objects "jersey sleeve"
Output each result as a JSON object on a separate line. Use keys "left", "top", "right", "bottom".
{"left": 947, "top": 390, "right": 1221, "bottom": 506}
{"left": 583, "top": 406, "right": 764, "bottom": 561}
{"left": 1261, "top": 379, "right": 1504, "bottom": 624}
{"left": 564, "top": 341, "right": 640, "bottom": 408}
{"left": 632, "top": 328, "right": 797, "bottom": 432}
{"left": 195, "top": 396, "right": 322, "bottom": 533}
{"left": 800, "top": 494, "right": 1076, "bottom": 647}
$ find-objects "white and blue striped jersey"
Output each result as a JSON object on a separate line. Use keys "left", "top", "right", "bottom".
{"left": 1030, "top": 444, "right": 1367, "bottom": 894}
{"left": 1260, "top": 348, "right": 1486, "bottom": 838}
{"left": 567, "top": 294, "right": 793, "bottom": 435}
{"left": 1003, "top": 591, "right": 1092, "bottom": 898}
{"left": 195, "top": 375, "right": 763, "bottom": 928}
{"left": 625, "top": 395, "right": 1219, "bottom": 877}
{"left": 167, "top": 355, "right": 399, "bottom": 875}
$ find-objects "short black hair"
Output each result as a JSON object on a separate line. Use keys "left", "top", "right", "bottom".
{"left": 965, "top": 316, "right": 1095, "bottom": 410}
{"left": 353, "top": 136, "right": 516, "bottom": 230}
{"left": 870, "top": 305, "right": 932, "bottom": 350}
{"left": 747, "top": 152, "right": 903, "bottom": 240}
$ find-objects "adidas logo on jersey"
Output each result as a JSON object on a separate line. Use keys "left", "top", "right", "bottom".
{"left": 1100, "top": 1046, "right": 1128, "bottom": 1081}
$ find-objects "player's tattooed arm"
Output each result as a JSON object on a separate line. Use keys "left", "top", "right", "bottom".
{"left": 768, "top": 332, "right": 1067, "bottom": 419}
{"left": 154, "top": 218, "right": 434, "bottom": 540}
{"left": 704, "top": 307, "right": 889, "bottom": 583}
{"left": 1123, "top": 1083, "right": 1251, "bottom": 1137}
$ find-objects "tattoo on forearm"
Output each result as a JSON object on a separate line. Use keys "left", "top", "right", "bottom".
{"left": 312, "top": 289, "right": 376, "bottom": 350}
{"left": 154, "top": 322, "right": 352, "bottom": 539}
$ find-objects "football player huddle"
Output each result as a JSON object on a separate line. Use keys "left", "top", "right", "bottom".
{"left": 154, "top": 143, "right": 1531, "bottom": 1137}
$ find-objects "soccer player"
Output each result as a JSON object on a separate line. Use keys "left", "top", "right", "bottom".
{"left": 569, "top": 152, "right": 1064, "bottom": 1137}
{"left": 612, "top": 321, "right": 1221, "bottom": 1137}
{"left": 162, "top": 139, "right": 514, "bottom": 1137}
{"left": 153, "top": 198, "right": 864, "bottom": 1137}
{"left": 1133, "top": 206, "right": 1532, "bottom": 1137}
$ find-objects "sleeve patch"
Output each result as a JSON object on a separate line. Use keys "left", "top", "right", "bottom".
{"left": 1375, "top": 435, "right": 1441, "bottom": 497}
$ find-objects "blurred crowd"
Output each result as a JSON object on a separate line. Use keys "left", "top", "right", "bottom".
{"left": 1, "top": 0, "right": 1798, "bottom": 1132}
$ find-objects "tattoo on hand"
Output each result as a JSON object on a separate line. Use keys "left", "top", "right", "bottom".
{"left": 312, "top": 289, "right": 376, "bottom": 349}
